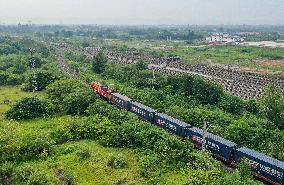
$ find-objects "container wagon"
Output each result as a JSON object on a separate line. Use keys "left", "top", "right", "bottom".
{"left": 188, "top": 127, "right": 237, "bottom": 162}
{"left": 154, "top": 113, "right": 191, "bottom": 137}
{"left": 111, "top": 93, "right": 131, "bottom": 110}
{"left": 130, "top": 102, "right": 156, "bottom": 122}
{"left": 235, "top": 147, "right": 284, "bottom": 185}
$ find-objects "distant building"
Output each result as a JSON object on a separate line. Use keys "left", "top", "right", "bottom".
{"left": 206, "top": 33, "right": 244, "bottom": 43}
{"left": 236, "top": 32, "right": 260, "bottom": 36}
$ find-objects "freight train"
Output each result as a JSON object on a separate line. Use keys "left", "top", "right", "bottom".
{"left": 90, "top": 82, "right": 284, "bottom": 185}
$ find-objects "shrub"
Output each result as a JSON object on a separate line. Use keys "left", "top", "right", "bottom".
{"left": 107, "top": 155, "right": 127, "bottom": 169}
{"left": 77, "top": 147, "right": 92, "bottom": 160}
{"left": 92, "top": 52, "right": 108, "bottom": 74}
{"left": 219, "top": 94, "right": 245, "bottom": 115}
{"left": 239, "top": 158, "right": 252, "bottom": 180}
{"left": 135, "top": 59, "right": 148, "bottom": 70}
{"left": 0, "top": 133, "right": 55, "bottom": 162}
{"left": 63, "top": 92, "right": 91, "bottom": 115}
{"left": 5, "top": 97, "right": 50, "bottom": 120}
{"left": 86, "top": 99, "right": 133, "bottom": 124}
{"left": 15, "top": 165, "right": 57, "bottom": 185}
{"left": 64, "top": 171, "right": 76, "bottom": 185}
{"left": 0, "top": 71, "right": 8, "bottom": 85}
{"left": 52, "top": 115, "right": 114, "bottom": 142}
{"left": 24, "top": 70, "right": 58, "bottom": 91}
{"left": 6, "top": 73, "right": 23, "bottom": 85}
{"left": 260, "top": 85, "right": 284, "bottom": 129}
{"left": 46, "top": 79, "right": 95, "bottom": 114}
{"left": 0, "top": 162, "right": 14, "bottom": 185}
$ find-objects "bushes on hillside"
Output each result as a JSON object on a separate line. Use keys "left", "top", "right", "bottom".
{"left": 46, "top": 79, "right": 95, "bottom": 115}
{"left": 63, "top": 92, "right": 93, "bottom": 115}
{"left": 86, "top": 99, "right": 133, "bottom": 123}
{"left": 0, "top": 133, "right": 55, "bottom": 162}
{"left": 219, "top": 95, "right": 245, "bottom": 115}
{"left": 5, "top": 97, "right": 50, "bottom": 120}
{"left": 24, "top": 70, "right": 58, "bottom": 91}
{"left": 14, "top": 164, "right": 58, "bottom": 185}
{"left": 92, "top": 52, "right": 108, "bottom": 74}
{"left": 0, "top": 71, "right": 24, "bottom": 85}
{"left": 260, "top": 85, "right": 284, "bottom": 129}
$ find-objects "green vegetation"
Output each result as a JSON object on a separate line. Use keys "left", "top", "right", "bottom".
{"left": 86, "top": 62, "right": 284, "bottom": 161}
{"left": 0, "top": 86, "right": 33, "bottom": 115}
{"left": 5, "top": 96, "right": 50, "bottom": 120}
{"left": 92, "top": 52, "right": 108, "bottom": 74}
{"left": 0, "top": 79, "right": 259, "bottom": 184}
{"left": 3, "top": 31, "right": 284, "bottom": 184}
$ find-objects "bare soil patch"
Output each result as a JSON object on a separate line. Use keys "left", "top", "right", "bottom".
{"left": 254, "top": 59, "right": 284, "bottom": 67}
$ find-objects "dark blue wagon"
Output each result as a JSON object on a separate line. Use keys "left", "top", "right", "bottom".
{"left": 154, "top": 113, "right": 191, "bottom": 137}
{"left": 129, "top": 102, "right": 156, "bottom": 122}
{"left": 111, "top": 93, "right": 131, "bottom": 110}
{"left": 188, "top": 127, "right": 237, "bottom": 162}
{"left": 235, "top": 147, "right": 284, "bottom": 185}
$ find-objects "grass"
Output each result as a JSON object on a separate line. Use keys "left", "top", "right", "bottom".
{"left": 0, "top": 116, "right": 227, "bottom": 185}
{"left": 0, "top": 86, "right": 44, "bottom": 118}
{"left": 0, "top": 86, "right": 32, "bottom": 117}
{"left": 12, "top": 140, "right": 144, "bottom": 185}
{"left": 0, "top": 117, "right": 143, "bottom": 184}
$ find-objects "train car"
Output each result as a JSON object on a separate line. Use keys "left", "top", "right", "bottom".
{"left": 154, "top": 113, "right": 191, "bottom": 137}
{"left": 235, "top": 147, "right": 284, "bottom": 185}
{"left": 188, "top": 127, "right": 237, "bottom": 162}
{"left": 90, "top": 82, "right": 112, "bottom": 100}
{"left": 130, "top": 102, "right": 156, "bottom": 122}
{"left": 110, "top": 93, "right": 131, "bottom": 110}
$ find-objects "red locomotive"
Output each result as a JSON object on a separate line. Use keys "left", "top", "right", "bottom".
{"left": 90, "top": 82, "right": 112, "bottom": 99}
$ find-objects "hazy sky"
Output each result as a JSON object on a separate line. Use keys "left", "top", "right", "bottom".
{"left": 0, "top": 0, "right": 283, "bottom": 25}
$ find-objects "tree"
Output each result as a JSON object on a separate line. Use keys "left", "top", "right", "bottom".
{"left": 135, "top": 60, "right": 148, "bottom": 70}
{"left": 63, "top": 91, "right": 92, "bottom": 115}
{"left": 239, "top": 158, "right": 252, "bottom": 181}
{"left": 82, "top": 41, "right": 90, "bottom": 48}
{"left": 260, "top": 85, "right": 284, "bottom": 129}
{"left": 219, "top": 95, "right": 245, "bottom": 115}
{"left": 29, "top": 56, "right": 43, "bottom": 68}
{"left": 0, "top": 72, "right": 8, "bottom": 85}
{"left": 46, "top": 79, "right": 95, "bottom": 114}
{"left": 92, "top": 52, "right": 107, "bottom": 74}
{"left": 6, "top": 73, "right": 23, "bottom": 85}
{"left": 5, "top": 97, "right": 49, "bottom": 120}
{"left": 25, "top": 70, "right": 58, "bottom": 91}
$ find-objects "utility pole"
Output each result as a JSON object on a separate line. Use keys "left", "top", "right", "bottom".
{"left": 202, "top": 121, "right": 208, "bottom": 151}
{"left": 152, "top": 68, "right": 155, "bottom": 91}
{"left": 29, "top": 48, "right": 37, "bottom": 94}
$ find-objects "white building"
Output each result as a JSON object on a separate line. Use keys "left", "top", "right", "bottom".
{"left": 206, "top": 34, "right": 244, "bottom": 43}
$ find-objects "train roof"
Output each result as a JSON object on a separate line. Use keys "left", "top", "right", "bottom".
{"left": 189, "top": 127, "right": 237, "bottom": 147}
{"left": 131, "top": 102, "right": 156, "bottom": 112}
{"left": 112, "top": 93, "right": 131, "bottom": 101}
{"left": 156, "top": 113, "right": 191, "bottom": 127}
{"left": 237, "top": 147, "right": 284, "bottom": 170}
